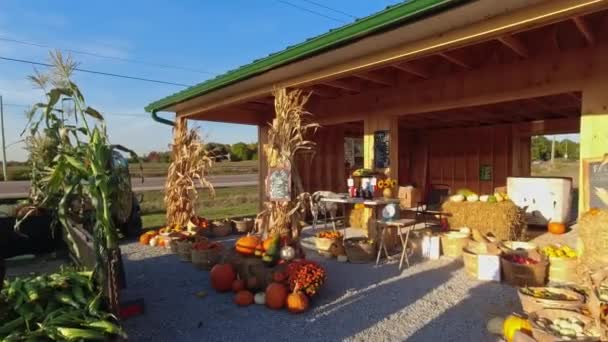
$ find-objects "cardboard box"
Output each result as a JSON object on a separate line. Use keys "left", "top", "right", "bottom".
{"left": 398, "top": 186, "right": 421, "bottom": 209}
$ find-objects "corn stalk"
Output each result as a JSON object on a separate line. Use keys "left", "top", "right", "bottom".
{"left": 164, "top": 118, "right": 215, "bottom": 227}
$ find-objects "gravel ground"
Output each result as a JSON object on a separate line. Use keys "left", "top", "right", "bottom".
{"left": 120, "top": 226, "right": 529, "bottom": 342}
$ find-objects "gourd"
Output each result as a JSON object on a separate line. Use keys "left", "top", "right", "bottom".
{"left": 479, "top": 195, "right": 489, "bottom": 202}
{"left": 450, "top": 194, "right": 465, "bottom": 203}
{"left": 262, "top": 234, "right": 281, "bottom": 265}
{"left": 254, "top": 292, "right": 266, "bottom": 305}
{"left": 487, "top": 195, "right": 497, "bottom": 203}
{"left": 503, "top": 315, "right": 532, "bottom": 342}
{"left": 265, "top": 282, "right": 288, "bottom": 309}
{"left": 139, "top": 231, "right": 156, "bottom": 245}
{"left": 210, "top": 264, "right": 236, "bottom": 292}
{"left": 280, "top": 246, "right": 296, "bottom": 261}
{"left": 236, "top": 235, "right": 261, "bottom": 255}
{"left": 548, "top": 221, "right": 566, "bottom": 235}
{"left": 466, "top": 194, "right": 479, "bottom": 202}
{"left": 149, "top": 236, "right": 158, "bottom": 247}
{"left": 286, "top": 288, "right": 309, "bottom": 314}
{"left": 234, "top": 290, "right": 254, "bottom": 306}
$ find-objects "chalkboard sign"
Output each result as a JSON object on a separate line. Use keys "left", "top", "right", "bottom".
{"left": 374, "top": 130, "right": 390, "bottom": 169}
{"left": 479, "top": 164, "right": 493, "bottom": 181}
{"left": 266, "top": 164, "right": 291, "bottom": 202}
{"left": 583, "top": 155, "right": 608, "bottom": 210}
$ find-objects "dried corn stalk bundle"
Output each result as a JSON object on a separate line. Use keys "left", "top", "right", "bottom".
{"left": 257, "top": 88, "right": 318, "bottom": 239}
{"left": 164, "top": 119, "right": 214, "bottom": 227}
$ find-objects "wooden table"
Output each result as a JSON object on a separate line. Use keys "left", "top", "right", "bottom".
{"left": 320, "top": 196, "right": 400, "bottom": 237}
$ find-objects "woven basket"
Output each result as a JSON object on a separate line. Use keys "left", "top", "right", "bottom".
{"left": 462, "top": 241, "right": 501, "bottom": 279}
{"left": 529, "top": 308, "right": 599, "bottom": 342}
{"left": 547, "top": 256, "right": 578, "bottom": 284}
{"left": 501, "top": 241, "right": 538, "bottom": 255}
{"left": 501, "top": 251, "right": 548, "bottom": 287}
{"left": 233, "top": 218, "right": 254, "bottom": 234}
{"left": 518, "top": 287, "right": 585, "bottom": 314}
{"left": 344, "top": 238, "right": 376, "bottom": 263}
{"left": 440, "top": 232, "right": 470, "bottom": 258}
{"left": 176, "top": 240, "right": 193, "bottom": 262}
{"left": 191, "top": 246, "right": 223, "bottom": 270}
{"left": 211, "top": 220, "right": 233, "bottom": 237}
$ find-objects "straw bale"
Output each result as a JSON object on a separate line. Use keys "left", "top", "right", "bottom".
{"left": 579, "top": 208, "right": 608, "bottom": 271}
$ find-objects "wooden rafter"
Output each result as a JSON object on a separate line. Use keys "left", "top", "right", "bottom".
{"left": 352, "top": 71, "right": 394, "bottom": 86}
{"left": 438, "top": 52, "right": 471, "bottom": 69}
{"left": 250, "top": 97, "right": 274, "bottom": 105}
{"left": 572, "top": 16, "right": 595, "bottom": 46}
{"left": 306, "top": 85, "right": 340, "bottom": 98}
{"left": 391, "top": 62, "right": 430, "bottom": 79}
{"left": 527, "top": 98, "right": 569, "bottom": 117}
{"left": 320, "top": 79, "right": 361, "bottom": 92}
{"left": 498, "top": 35, "right": 529, "bottom": 58}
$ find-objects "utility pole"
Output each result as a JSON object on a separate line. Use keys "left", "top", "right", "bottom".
{"left": 0, "top": 95, "right": 7, "bottom": 181}
{"left": 551, "top": 135, "right": 556, "bottom": 165}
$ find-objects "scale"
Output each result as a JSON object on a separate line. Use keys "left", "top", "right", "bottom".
{"left": 381, "top": 203, "right": 398, "bottom": 221}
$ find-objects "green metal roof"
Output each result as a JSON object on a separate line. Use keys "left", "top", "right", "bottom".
{"left": 145, "top": 0, "right": 469, "bottom": 113}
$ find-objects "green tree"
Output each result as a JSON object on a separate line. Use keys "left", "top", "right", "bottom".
{"left": 531, "top": 136, "right": 551, "bottom": 161}
{"left": 230, "top": 142, "right": 252, "bottom": 161}
{"left": 206, "top": 142, "right": 230, "bottom": 158}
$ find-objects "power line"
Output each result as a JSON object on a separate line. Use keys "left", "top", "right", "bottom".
{"left": 2, "top": 103, "right": 149, "bottom": 118}
{"left": 0, "top": 56, "right": 193, "bottom": 87}
{"left": 275, "top": 0, "right": 347, "bottom": 23}
{"left": 298, "top": 0, "right": 357, "bottom": 19}
{"left": 0, "top": 36, "right": 218, "bottom": 75}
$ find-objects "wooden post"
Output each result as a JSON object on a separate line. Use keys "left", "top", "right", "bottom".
{"left": 579, "top": 81, "right": 608, "bottom": 215}
{"left": 258, "top": 125, "right": 269, "bottom": 211}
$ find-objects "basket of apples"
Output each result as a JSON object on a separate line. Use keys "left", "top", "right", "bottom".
{"left": 501, "top": 249, "right": 548, "bottom": 287}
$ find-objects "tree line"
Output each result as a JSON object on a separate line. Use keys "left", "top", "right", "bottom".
{"left": 137, "top": 142, "right": 258, "bottom": 163}
{"left": 531, "top": 136, "right": 579, "bottom": 161}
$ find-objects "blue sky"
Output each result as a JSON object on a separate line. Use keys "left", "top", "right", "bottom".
{"left": 0, "top": 0, "right": 402, "bottom": 161}
{"left": 0, "top": 1, "right": 578, "bottom": 161}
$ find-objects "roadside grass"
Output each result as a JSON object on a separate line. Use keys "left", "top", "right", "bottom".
{"left": 137, "top": 185, "right": 258, "bottom": 229}
{"left": 531, "top": 159, "right": 579, "bottom": 185}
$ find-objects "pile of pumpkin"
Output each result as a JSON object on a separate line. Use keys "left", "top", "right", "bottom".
{"left": 138, "top": 218, "right": 211, "bottom": 249}
{"left": 235, "top": 234, "right": 301, "bottom": 266}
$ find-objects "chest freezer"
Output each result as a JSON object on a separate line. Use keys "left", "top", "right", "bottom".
{"left": 507, "top": 177, "right": 573, "bottom": 225}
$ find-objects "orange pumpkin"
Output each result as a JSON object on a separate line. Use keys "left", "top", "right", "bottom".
{"left": 232, "top": 278, "right": 245, "bottom": 293}
{"left": 234, "top": 290, "right": 254, "bottom": 306}
{"left": 157, "top": 238, "right": 166, "bottom": 248}
{"left": 262, "top": 237, "right": 274, "bottom": 251}
{"left": 548, "top": 221, "right": 566, "bottom": 235}
{"left": 265, "top": 282, "right": 288, "bottom": 310}
{"left": 210, "top": 263, "right": 236, "bottom": 292}
{"left": 139, "top": 231, "right": 156, "bottom": 245}
{"left": 236, "top": 235, "right": 261, "bottom": 255}
{"left": 286, "top": 290, "right": 309, "bottom": 314}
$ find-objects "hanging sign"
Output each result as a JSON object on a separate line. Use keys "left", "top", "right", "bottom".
{"left": 582, "top": 154, "right": 608, "bottom": 210}
{"left": 266, "top": 163, "right": 292, "bottom": 202}
{"left": 479, "top": 164, "right": 493, "bottom": 181}
{"left": 374, "top": 130, "right": 390, "bottom": 169}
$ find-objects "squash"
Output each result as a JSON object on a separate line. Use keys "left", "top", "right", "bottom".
{"left": 450, "top": 194, "right": 465, "bottom": 202}
{"left": 265, "top": 282, "right": 288, "bottom": 309}
{"left": 503, "top": 315, "right": 532, "bottom": 342}
{"left": 139, "top": 231, "right": 156, "bottom": 245}
{"left": 548, "top": 221, "right": 566, "bottom": 235}
{"left": 479, "top": 195, "right": 489, "bottom": 202}
{"left": 254, "top": 292, "right": 266, "bottom": 305}
{"left": 210, "top": 263, "right": 236, "bottom": 292}
{"left": 232, "top": 278, "right": 245, "bottom": 293}
{"left": 280, "top": 246, "right": 296, "bottom": 261}
{"left": 286, "top": 289, "right": 309, "bottom": 314}
{"left": 236, "top": 235, "right": 261, "bottom": 255}
{"left": 149, "top": 236, "right": 158, "bottom": 247}
{"left": 466, "top": 194, "right": 479, "bottom": 202}
{"left": 234, "top": 290, "right": 254, "bottom": 306}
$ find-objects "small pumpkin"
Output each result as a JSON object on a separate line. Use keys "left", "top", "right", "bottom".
{"left": 139, "top": 231, "right": 155, "bottom": 245}
{"left": 265, "top": 282, "right": 288, "bottom": 309}
{"left": 149, "top": 236, "right": 158, "bottom": 247}
{"left": 254, "top": 292, "right": 266, "bottom": 305}
{"left": 547, "top": 221, "right": 566, "bottom": 235}
{"left": 286, "top": 288, "right": 309, "bottom": 314}
{"left": 232, "top": 278, "right": 245, "bottom": 293}
{"left": 254, "top": 243, "right": 264, "bottom": 257}
{"left": 210, "top": 263, "right": 236, "bottom": 292}
{"left": 157, "top": 238, "right": 166, "bottom": 248}
{"left": 503, "top": 315, "right": 532, "bottom": 342}
{"left": 234, "top": 290, "right": 254, "bottom": 306}
{"left": 280, "top": 246, "right": 296, "bottom": 261}
{"left": 236, "top": 235, "right": 261, "bottom": 255}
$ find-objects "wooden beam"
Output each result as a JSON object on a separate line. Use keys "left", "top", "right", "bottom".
{"left": 352, "top": 71, "right": 394, "bottom": 86}
{"left": 185, "top": 107, "right": 272, "bottom": 126}
{"left": 438, "top": 52, "right": 471, "bottom": 69}
{"left": 305, "top": 85, "right": 341, "bottom": 98}
{"left": 573, "top": 16, "right": 595, "bottom": 46}
{"left": 313, "top": 45, "right": 607, "bottom": 126}
{"left": 498, "top": 34, "right": 529, "bottom": 58}
{"left": 391, "top": 62, "right": 430, "bottom": 79}
{"left": 319, "top": 79, "right": 361, "bottom": 92}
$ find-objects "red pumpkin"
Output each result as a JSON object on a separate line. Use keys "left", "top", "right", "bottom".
{"left": 265, "top": 282, "right": 288, "bottom": 310}
{"left": 232, "top": 278, "right": 245, "bottom": 293}
{"left": 236, "top": 235, "right": 261, "bottom": 255}
{"left": 210, "top": 263, "right": 236, "bottom": 292}
{"left": 234, "top": 290, "right": 254, "bottom": 306}
{"left": 286, "top": 290, "right": 309, "bottom": 314}
{"left": 273, "top": 271, "right": 287, "bottom": 283}
{"left": 548, "top": 221, "right": 566, "bottom": 235}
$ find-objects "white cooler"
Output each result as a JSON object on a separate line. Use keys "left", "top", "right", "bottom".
{"left": 507, "top": 177, "right": 573, "bottom": 225}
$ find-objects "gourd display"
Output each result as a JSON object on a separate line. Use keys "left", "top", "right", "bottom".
{"left": 234, "top": 290, "right": 254, "bottom": 306}
{"left": 547, "top": 221, "right": 566, "bottom": 235}
{"left": 236, "top": 235, "right": 261, "bottom": 255}
{"left": 265, "top": 282, "right": 288, "bottom": 309}
{"left": 210, "top": 263, "right": 236, "bottom": 292}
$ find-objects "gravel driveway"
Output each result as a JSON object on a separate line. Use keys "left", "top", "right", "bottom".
{"left": 121, "top": 229, "right": 520, "bottom": 342}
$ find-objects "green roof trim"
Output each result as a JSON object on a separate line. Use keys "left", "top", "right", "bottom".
{"left": 146, "top": 0, "right": 468, "bottom": 113}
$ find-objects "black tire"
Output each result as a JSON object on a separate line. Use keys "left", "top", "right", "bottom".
{"left": 118, "top": 197, "right": 143, "bottom": 238}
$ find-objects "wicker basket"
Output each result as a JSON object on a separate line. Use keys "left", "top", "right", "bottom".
{"left": 211, "top": 220, "right": 233, "bottom": 237}
{"left": 344, "top": 238, "right": 376, "bottom": 263}
{"left": 501, "top": 251, "right": 548, "bottom": 287}
{"left": 518, "top": 287, "right": 585, "bottom": 314}
{"left": 462, "top": 241, "right": 501, "bottom": 279}
{"left": 547, "top": 256, "right": 578, "bottom": 284}
{"left": 502, "top": 241, "right": 538, "bottom": 255}
{"left": 176, "top": 240, "right": 193, "bottom": 262}
{"left": 440, "top": 231, "right": 470, "bottom": 258}
{"left": 233, "top": 218, "right": 254, "bottom": 234}
{"left": 529, "top": 308, "right": 599, "bottom": 342}
{"left": 191, "top": 246, "right": 223, "bottom": 270}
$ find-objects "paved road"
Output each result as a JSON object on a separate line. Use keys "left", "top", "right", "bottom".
{"left": 0, "top": 174, "right": 258, "bottom": 198}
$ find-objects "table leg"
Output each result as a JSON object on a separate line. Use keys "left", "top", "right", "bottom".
{"left": 375, "top": 224, "right": 385, "bottom": 265}
{"left": 399, "top": 226, "right": 412, "bottom": 270}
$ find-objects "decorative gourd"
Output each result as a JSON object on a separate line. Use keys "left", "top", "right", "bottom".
{"left": 210, "top": 263, "right": 236, "bottom": 292}
{"left": 450, "top": 194, "right": 465, "bottom": 202}
{"left": 479, "top": 195, "right": 489, "bottom": 202}
{"left": 265, "top": 282, "right": 288, "bottom": 309}
{"left": 149, "top": 236, "right": 158, "bottom": 247}
{"left": 236, "top": 235, "right": 261, "bottom": 255}
{"left": 139, "top": 232, "right": 155, "bottom": 245}
{"left": 548, "top": 221, "right": 566, "bottom": 235}
{"left": 234, "top": 290, "right": 254, "bottom": 306}
{"left": 254, "top": 292, "right": 266, "bottom": 305}
{"left": 262, "top": 237, "right": 274, "bottom": 251}
{"left": 466, "top": 194, "right": 479, "bottom": 202}
{"left": 487, "top": 195, "right": 497, "bottom": 203}
{"left": 503, "top": 315, "right": 532, "bottom": 342}
{"left": 280, "top": 246, "right": 296, "bottom": 261}
{"left": 262, "top": 234, "right": 281, "bottom": 265}
{"left": 286, "top": 288, "right": 309, "bottom": 314}
{"left": 232, "top": 278, "right": 245, "bottom": 293}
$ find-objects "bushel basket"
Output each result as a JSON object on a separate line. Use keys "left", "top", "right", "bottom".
{"left": 191, "top": 246, "right": 223, "bottom": 270}
{"left": 233, "top": 218, "right": 254, "bottom": 234}
{"left": 440, "top": 231, "right": 470, "bottom": 258}
{"left": 344, "top": 238, "right": 376, "bottom": 263}
{"left": 211, "top": 220, "right": 232, "bottom": 237}
{"left": 501, "top": 251, "right": 548, "bottom": 287}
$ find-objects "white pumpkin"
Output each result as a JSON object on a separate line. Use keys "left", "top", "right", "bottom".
{"left": 479, "top": 195, "right": 489, "bottom": 202}
{"left": 466, "top": 194, "right": 479, "bottom": 202}
{"left": 450, "top": 194, "right": 465, "bottom": 202}
{"left": 149, "top": 236, "right": 158, "bottom": 247}
{"left": 254, "top": 292, "right": 266, "bottom": 305}
{"left": 280, "top": 246, "right": 296, "bottom": 261}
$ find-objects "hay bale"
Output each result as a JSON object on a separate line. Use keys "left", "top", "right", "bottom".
{"left": 579, "top": 208, "right": 608, "bottom": 271}
{"left": 441, "top": 200, "right": 526, "bottom": 241}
